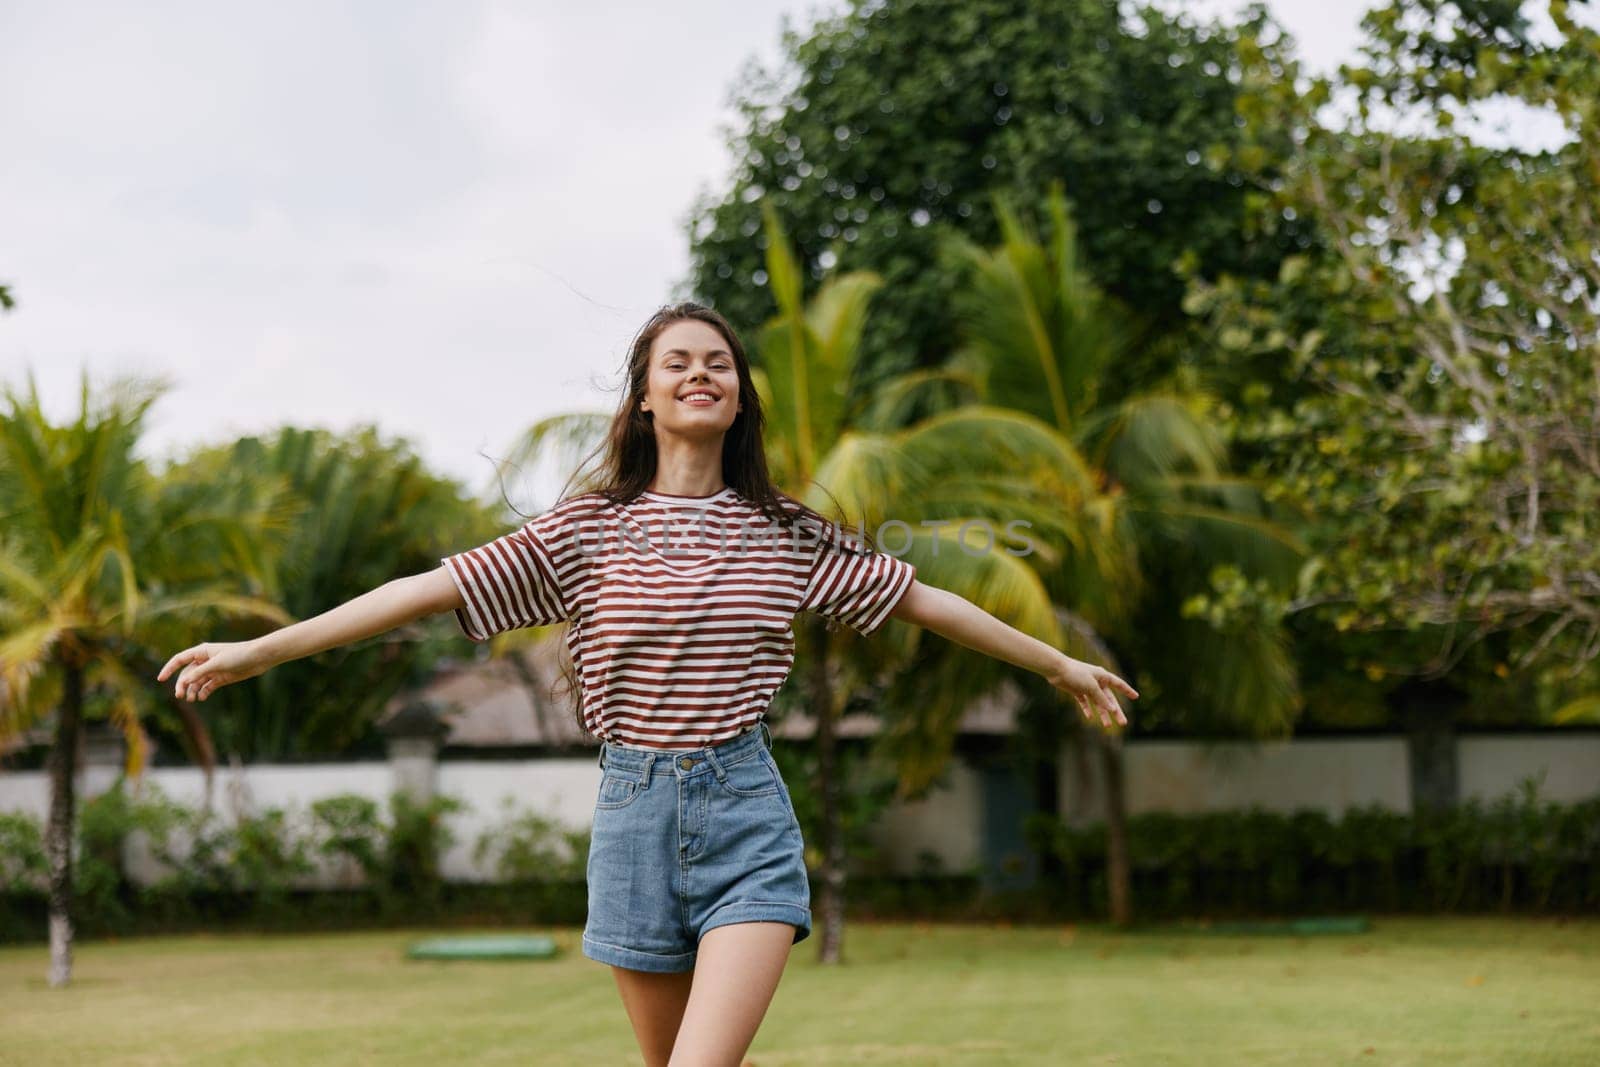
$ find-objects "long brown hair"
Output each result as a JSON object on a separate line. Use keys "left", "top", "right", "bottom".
{"left": 546, "top": 301, "right": 845, "bottom": 738}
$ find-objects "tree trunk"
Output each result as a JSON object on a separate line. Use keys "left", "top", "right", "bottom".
{"left": 1395, "top": 678, "right": 1464, "bottom": 816}
{"left": 807, "top": 618, "right": 846, "bottom": 965}
{"left": 1097, "top": 731, "right": 1132, "bottom": 927}
{"left": 46, "top": 661, "right": 84, "bottom": 988}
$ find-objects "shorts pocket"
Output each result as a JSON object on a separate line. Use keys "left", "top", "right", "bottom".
{"left": 715, "top": 750, "right": 781, "bottom": 798}
{"left": 765, "top": 750, "right": 805, "bottom": 840}
{"left": 595, "top": 769, "right": 644, "bottom": 810}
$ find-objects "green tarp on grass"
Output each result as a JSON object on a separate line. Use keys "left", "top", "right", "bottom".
{"left": 406, "top": 935, "right": 560, "bottom": 961}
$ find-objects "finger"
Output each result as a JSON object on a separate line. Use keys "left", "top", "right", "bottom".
{"left": 177, "top": 665, "right": 210, "bottom": 701}
{"left": 199, "top": 680, "right": 216, "bottom": 701}
{"left": 157, "top": 646, "right": 203, "bottom": 682}
{"left": 1100, "top": 687, "right": 1121, "bottom": 721}
{"left": 1096, "top": 668, "right": 1139, "bottom": 701}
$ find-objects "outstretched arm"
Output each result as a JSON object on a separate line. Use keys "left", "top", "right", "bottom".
{"left": 156, "top": 567, "right": 464, "bottom": 702}
{"left": 887, "top": 579, "right": 1137, "bottom": 728}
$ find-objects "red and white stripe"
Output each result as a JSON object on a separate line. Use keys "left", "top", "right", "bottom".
{"left": 441, "top": 487, "right": 916, "bottom": 748}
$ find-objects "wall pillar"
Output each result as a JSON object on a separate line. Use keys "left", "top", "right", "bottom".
{"left": 379, "top": 701, "right": 451, "bottom": 804}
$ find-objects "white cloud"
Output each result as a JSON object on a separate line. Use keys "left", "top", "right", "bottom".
{"left": 0, "top": 0, "right": 1360, "bottom": 510}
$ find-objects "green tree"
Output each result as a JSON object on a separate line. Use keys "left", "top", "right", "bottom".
{"left": 683, "top": 0, "right": 1308, "bottom": 396}
{"left": 1186, "top": 0, "right": 1600, "bottom": 688}
{"left": 0, "top": 371, "right": 288, "bottom": 986}
{"left": 908, "top": 184, "right": 1305, "bottom": 922}
{"left": 751, "top": 200, "right": 1087, "bottom": 960}
{"left": 165, "top": 427, "right": 503, "bottom": 761}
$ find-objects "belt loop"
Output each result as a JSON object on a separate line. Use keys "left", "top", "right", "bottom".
{"left": 758, "top": 719, "right": 772, "bottom": 750}
{"left": 703, "top": 745, "right": 728, "bottom": 782}
{"left": 598, "top": 740, "right": 607, "bottom": 769}
{"left": 640, "top": 750, "right": 657, "bottom": 787}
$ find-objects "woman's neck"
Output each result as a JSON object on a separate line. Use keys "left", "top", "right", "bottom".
{"left": 649, "top": 440, "right": 726, "bottom": 497}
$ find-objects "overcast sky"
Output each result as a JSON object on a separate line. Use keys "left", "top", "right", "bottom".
{"left": 1, "top": 1, "right": 1369, "bottom": 508}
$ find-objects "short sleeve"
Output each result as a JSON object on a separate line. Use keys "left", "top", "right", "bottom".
{"left": 797, "top": 524, "right": 917, "bottom": 636}
{"left": 441, "top": 511, "right": 572, "bottom": 642}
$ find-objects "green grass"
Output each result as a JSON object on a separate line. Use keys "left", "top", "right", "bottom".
{"left": 3, "top": 918, "right": 1597, "bottom": 1065}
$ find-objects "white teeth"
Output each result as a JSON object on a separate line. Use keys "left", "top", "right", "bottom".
{"left": 680, "top": 393, "right": 716, "bottom": 402}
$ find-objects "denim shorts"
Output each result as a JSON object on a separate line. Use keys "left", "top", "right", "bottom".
{"left": 580, "top": 720, "right": 813, "bottom": 973}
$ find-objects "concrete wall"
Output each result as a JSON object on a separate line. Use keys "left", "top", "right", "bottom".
{"left": 1, "top": 733, "right": 1593, "bottom": 887}
{"left": 1458, "top": 734, "right": 1600, "bottom": 804}
{"left": 1055, "top": 738, "right": 1414, "bottom": 822}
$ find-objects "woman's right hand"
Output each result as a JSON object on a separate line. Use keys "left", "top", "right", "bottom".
{"left": 157, "top": 640, "right": 273, "bottom": 702}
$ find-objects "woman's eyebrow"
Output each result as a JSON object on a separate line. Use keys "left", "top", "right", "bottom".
{"left": 660, "top": 348, "right": 732, "bottom": 359}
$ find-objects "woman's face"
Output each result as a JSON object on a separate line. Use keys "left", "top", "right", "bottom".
{"left": 640, "top": 319, "right": 742, "bottom": 437}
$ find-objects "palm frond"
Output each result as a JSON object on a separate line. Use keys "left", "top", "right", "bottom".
{"left": 804, "top": 270, "right": 884, "bottom": 446}
{"left": 1089, "top": 392, "right": 1226, "bottom": 486}
{"left": 500, "top": 411, "right": 614, "bottom": 507}
{"left": 87, "top": 651, "right": 157, "bottom": 779}
{"left": 761, "top": 203, "right": 817, "bottom": 476}
{"left": 0, "top": 620, "right": 64, "bottom": 725}
{"left": 806, "top": 431, "right": 923, "bottom": 526}
{"left": 847, "top": 367, "right": 982, "bottom": 432}
{"left": 1125, "top": 500, "right": 1307, "bottom": 583}
{"left": 896, "top": 406, "right": 1098, "bottom": 507}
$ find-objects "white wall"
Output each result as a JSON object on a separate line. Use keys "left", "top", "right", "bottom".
{"left": 1458, "top": 735, "right": 1600, "bottom": 804}
{"left": 1, "top": 734, "right": 1594, "bottom": 886}
{"left": 857, "top": 759, "right": 984, "bottom": 877}
{"left": 1055, "top": 737, "right": 1415, "bottom": 820}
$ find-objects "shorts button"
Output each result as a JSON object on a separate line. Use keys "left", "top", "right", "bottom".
{"left": 678, "top": 756, "right": 694, "bottom": 770}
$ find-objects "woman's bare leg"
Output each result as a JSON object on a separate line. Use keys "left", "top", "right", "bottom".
{"left": 611, "top": 966, "right": 695, "bottom": 1067}
{"left": 668, "top": 921, "right": 795, "bottom": 1067}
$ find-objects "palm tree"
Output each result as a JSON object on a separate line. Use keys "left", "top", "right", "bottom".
{"left": 923, "top": 182, "right": 1307, "bottom": 923}
{"left": 0, "top": 371, "right": 290, "bottom": 986}
{"left": 169, "top": 426, "right": 503, "bottom": 761}
{"left": 750, "top": 200, "right": 1101, "bottom": 961}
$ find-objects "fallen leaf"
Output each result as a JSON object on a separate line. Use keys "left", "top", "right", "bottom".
{"left": 1362, "top": 1047, "right": 1376, "bottom": 1056}
{"left": 1466, "top": 975, "right": 1485, "bottom": 988}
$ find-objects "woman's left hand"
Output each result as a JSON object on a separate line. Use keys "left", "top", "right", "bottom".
{"left": 1047, "top": 656, "right": 1138, "bottom": 729}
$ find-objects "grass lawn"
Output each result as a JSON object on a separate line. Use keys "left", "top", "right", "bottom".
{"left": 2, "top": 918, "right": 1597, "bottom": 1065}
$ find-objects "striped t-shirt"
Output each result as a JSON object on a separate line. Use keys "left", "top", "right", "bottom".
{"left": 440, "top": 485, "right": 917, "bottom": 748}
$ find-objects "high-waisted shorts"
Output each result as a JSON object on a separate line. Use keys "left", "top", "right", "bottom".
{"left": 580, "top": 719, "right": 813, "bottom": 973}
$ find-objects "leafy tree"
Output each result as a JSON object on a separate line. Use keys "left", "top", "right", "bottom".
{"left": 751, "top": 201, "right": 1080, "bottom": 960}
{"left": 0, "top": 371, "right": 288, "bottom": 986}
{"left": 165, "top": 427, "right": 502, "bottom": 760}
{"left": 879, "top": 184, "right": 1303, "bottom": 923}
{"left": 683, "top": 0, "right": 1309, "bottom": 397}
{"left": 1185, "top": 0, "right": 1600, "bottom": 687}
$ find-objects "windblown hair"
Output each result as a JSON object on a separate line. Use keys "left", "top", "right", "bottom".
{"left": 544, "top": 301, "right": 847, "bottom": 738}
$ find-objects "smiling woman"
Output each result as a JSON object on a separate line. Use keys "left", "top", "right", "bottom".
{"left": 156, "top": 300, "right": 1136, "bottom": 1067}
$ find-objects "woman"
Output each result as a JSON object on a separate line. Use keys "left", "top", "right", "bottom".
{"left": 157, "top": 301, "right": 1137, "bottom": 1067}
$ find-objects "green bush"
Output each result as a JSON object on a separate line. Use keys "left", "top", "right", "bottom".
{"left": 1025, "top": 781, "right": 1600, "bottom": 918}
{"left": 472, "top": 798, "right": 589, "bottom": 884}
{"left": 309, "top": 794, "right": 385, "bottom": 888}
{"left": 4, "top": 775, "right": 1592, "bottom": 944}
{"left": 0, "top": 810, "right": 47, "bottom": 894}
{"left": 377, "top": 791, "right": 465, "bottom": 916}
